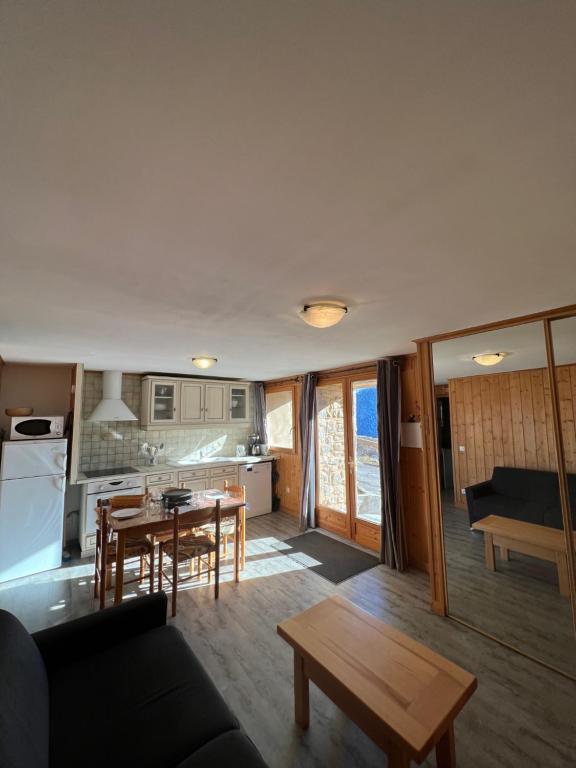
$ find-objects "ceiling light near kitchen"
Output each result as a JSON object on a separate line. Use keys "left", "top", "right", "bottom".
{"left": 300, "top": 301, "right": 348, "bottom": 328}
{"left": 192, "top": 356, "right": 218, "bottom": 369}
{"left": 472, "top": 352, "right": 508, "bottom": 367}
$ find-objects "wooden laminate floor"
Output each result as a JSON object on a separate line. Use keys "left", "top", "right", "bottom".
{"left": 1, "top": 512, "right": 575, "bottom": 767}
{"left": 443, "top": 499, "right": 576, "bottom": 678}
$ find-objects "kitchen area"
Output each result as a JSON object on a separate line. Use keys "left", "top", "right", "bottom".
{"left": 0, "top": 363, "right": 275, "bottom": 583}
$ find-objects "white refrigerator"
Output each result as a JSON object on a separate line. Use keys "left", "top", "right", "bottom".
{"left": 0, "top": 439, "right": 67, "bottom": 583}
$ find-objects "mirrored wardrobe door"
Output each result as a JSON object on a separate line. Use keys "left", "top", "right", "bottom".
{"left": 433, "top": 321, "right": 576, "bottom": 677}
{"left": 550, "top": 315, "right": 576, "bottom": 639}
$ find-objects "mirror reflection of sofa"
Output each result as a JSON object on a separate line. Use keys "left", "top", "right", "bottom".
{"left": 465, "top": 466, "right": 576, "bottom": 529}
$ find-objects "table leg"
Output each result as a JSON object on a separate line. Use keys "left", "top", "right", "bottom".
{"left": 172, "top": 526, "right": 179, "bottom": 617}
{"left": 99, "top": 527, "right": 107, "bottom": 610}
{"left": 240, "top": 506, "right": 246, "bottom": 570}
{"left": 387, "top": 748, "right": 411, "bottom": 768}
{"left": 294, "top": 651, "right": 309, "bottom": 729}
{"left": 435, "top": 724, "right": 456, "bottom": 768}
{"left": 484, "top": 532, "right": 495, "bottom": 571}
{"left": 114, "top": 530, "right": 126, "bottom": 605}
{"left": 500, "top": 545, "right": 509, "bottom": 561}
{"left": 234, "top": 510, "right": 240, "bottom": 583}
{"left": 556, "top": 553, "right": 569, "bottom": 597}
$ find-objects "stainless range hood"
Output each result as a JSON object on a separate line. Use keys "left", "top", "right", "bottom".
{"left": 88, "top": 371, "right": 138, "bottom": 422}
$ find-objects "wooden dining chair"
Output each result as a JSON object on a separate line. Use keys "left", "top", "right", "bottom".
{"left": 223, "top": 482, "right": 246, "bottom": 570}
{"left": 94, "top": 495, "right": 155, "bottom": 610}
{"left": 158, "top": 501, "right": 222, "bottom": 616}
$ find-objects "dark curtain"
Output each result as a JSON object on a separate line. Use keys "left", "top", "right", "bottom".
{"left": 254, "top": 382, "right": 268, "bottom": 445}
{"left": 299, "top": 373, "right": 317, "bottom": 531}
{"left": 377, "top": 358, "right": 406, "bottom": 569}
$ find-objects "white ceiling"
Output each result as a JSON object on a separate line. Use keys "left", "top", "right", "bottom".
{"left": 1, "top": 2, "right": 575, "bottom": 380}
{"left": 433, "top": 318, "right": 576, "bottom": 383}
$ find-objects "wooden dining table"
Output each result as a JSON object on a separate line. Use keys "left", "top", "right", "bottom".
{"left": 105, "top": 491, "right": 246, "bottom": 605}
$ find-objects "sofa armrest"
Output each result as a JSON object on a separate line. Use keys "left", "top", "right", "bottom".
{"left": 32, "top": 592, "right": 167, "bottom": 672}
{"left": 466, "top": 480, "right": 493, "bottom": 499}
{"left": 465, "top": 481, "right": 494, "bottom": 526}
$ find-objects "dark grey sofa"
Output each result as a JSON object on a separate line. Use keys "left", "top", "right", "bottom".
{"left": 0, "top": 592, "right": 267, "bottom": 768}
{"left": 465, "top": 465, "right": 576, "bottom": 529}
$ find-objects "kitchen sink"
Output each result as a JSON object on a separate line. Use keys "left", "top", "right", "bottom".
{"left": 167, "top": 456, "right": 264, "bottom": 467}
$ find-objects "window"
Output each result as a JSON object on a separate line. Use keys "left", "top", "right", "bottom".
{"left": 265, "top": 388, "right": 295, "bottom": 450}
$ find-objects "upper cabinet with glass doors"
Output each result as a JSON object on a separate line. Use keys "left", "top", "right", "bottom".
{"left": 142, "top": 379, "right": 181, "bottom": 426}
{"left": 229, "top": 384, "right": 251, "bottom": 423}
{"left": 141, "top": 377, "right": 253, "bottom": 428}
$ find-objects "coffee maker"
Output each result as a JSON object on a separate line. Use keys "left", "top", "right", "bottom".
{"left": 247, "top": 433, "right": 260, "bottom": 456}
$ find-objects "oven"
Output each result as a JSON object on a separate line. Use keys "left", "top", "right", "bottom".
{"left": 10, "top": 415, "right": 65, "bottom": 441}
{"left": 80, "top": 475, "right": 144, "bottom": 555}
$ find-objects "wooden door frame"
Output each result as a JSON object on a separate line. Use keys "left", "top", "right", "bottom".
{"left": 415, "top": 303, "right": 576, "bottom": 633}
{"left": 315, "top": 370, "right": 381, "bottom": 547}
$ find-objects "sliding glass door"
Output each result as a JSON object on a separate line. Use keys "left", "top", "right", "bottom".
{"left": 315, "top": 373, "right": 382, "bottom": 548}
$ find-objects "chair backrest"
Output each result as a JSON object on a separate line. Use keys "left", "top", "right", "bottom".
{"left": 108, "top": 494, "right": 145, "bottom": 509}
{"left": 0, "top": 610, "right": 50, "bottom": 768}
{"left": 174, "top": 502, "right": 220, "bottom": 531}
{"left": 223, "top": 482, "right": 246, "bottom": 502}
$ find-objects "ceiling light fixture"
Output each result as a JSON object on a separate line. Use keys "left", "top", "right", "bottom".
{"left": 472, "top": 352, "right": 508, "bottom": 367}
{"left": 192, "top": 356, "right": 218, "bottom": 369}
{"left": 300, "top": 301, "right": 348, "bottom": 328}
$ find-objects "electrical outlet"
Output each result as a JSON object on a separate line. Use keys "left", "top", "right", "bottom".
{"left": 461, "top": 488, "right": 466, "bottom": 495}
{"left": 459, "top": 445, "right": 465, "bottom": 453}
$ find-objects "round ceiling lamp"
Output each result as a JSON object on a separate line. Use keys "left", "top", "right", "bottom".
{"left": 192, "top": 356, "right": 218, "bottom": 369}
{"left": 300, "top": 301, "right": 348, "bottom": 328}
{"left": 472, "top": 352, "right": 508, "bottom": 367}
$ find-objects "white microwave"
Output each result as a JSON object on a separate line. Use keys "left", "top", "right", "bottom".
{"left": 10, "top": 415, "right": 65, "bottom": 441}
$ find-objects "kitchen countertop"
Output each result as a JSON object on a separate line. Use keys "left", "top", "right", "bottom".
{"left": 74, "top": 455, "right": 276, "bottom": 484}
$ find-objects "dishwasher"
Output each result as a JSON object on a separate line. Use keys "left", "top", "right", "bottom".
{"left": 239, "top": 462, "right": 272, "bottom": 518}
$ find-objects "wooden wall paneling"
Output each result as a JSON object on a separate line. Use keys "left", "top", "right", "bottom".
{"left": 500, "top": 376, "right": 515, "bottom": 469}
{"left": 490, "top": 376, "right": 504, "bottom": 469}
{"left": 557, "top": 366, "right": 576, "bottom": 471}
{"left": 416, "top": 341, "right": 447, "bottom": 615}
{"left": 265, "top": 380, "right": 302, "bottom": 518}
{"left": 543, "top": 372, "right": 558, "bottom": 471}
{"left": 398, "top": 355, "right": 427, "bottom": 573}
{"left": 531, "top": 369, "right": 549, "bottom": 469}
{"left": 448, "top": 365, "right": 576, "bottom": 508}
{"left": 401, "top": 446, "right": 428, "bottom": 570}
{"left": 472, "top": 377, "right": 485, "bottom": 484}
{"left": 509, "top": 372, "right": 524, "bottom": 468}
{"left": 520, "top": 371, "right": 537, "bottom": 468}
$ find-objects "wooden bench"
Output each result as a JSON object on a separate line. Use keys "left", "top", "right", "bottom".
{"left": 277, "top": 596, "right": 477, "bottom": 767}
{"left": 471, "top": 515, "right": 572, "bottom": 597}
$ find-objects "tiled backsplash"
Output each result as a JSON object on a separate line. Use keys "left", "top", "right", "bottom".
{"left": 80, "top": 372, "right": 254, "bottom": 472}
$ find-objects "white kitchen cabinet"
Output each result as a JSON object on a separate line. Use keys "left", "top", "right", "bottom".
{"left": 229, "top": 384, "right": 250, "bottom": 423}
{"left": 141, "top": 377, "right": 252, "bottom": 427}
{"left": 180, "top": 382, "right": 204, "bottom": 424}
{"left": 179, "top": 478, "right": 209, "bottom": 492}
{"left": 210, "top": 466, "right": 238, "bottom": 491}
{"left": 141, "top": 379, "right": 180, "bottom": 427}
{"left": 204, "top": 384, "right": 227, "bottom": 423}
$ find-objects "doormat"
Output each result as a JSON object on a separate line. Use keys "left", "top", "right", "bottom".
{"left": 279, "top": 531, "right": 379, "bottom": 584}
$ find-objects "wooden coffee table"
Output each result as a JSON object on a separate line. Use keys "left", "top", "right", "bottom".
{"left": 277, "top": 596, "right": 477, "bottom": 767}
{"left": 471, "top": 515, "right": 572, "bottom": 597}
